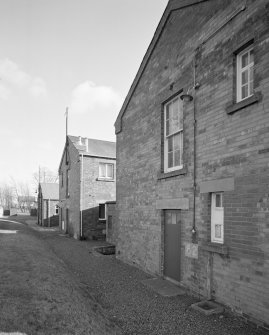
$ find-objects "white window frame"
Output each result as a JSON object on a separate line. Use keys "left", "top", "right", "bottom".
{"left": 99, "top": 163, "right": 114, "bottom": 180}
{"left": 211, "top": 192, "right": 224, "bottom": 244}
{"left": 99, "top": 203, "right": 106, "bottom": 220}
{"left": 164, "top": 95, "right": 183, "bottom": 173}
{"left": 236, "top": 45, "right": 254, "bottom": 102}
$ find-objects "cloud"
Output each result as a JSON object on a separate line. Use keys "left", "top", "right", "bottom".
{"left": 0, "top": 58, "right": 48, "bottom": 99}
{"left": 29, "top": 78, "right": 47, "bottom": 98}
{"left": 70, "top": 81, "right": 123, "bottom": 115}
{"left": 0, "top": 83, "right": 11, "bottom": 100}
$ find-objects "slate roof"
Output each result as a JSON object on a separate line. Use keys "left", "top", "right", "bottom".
{"left": 40, "top": 183, "right": 59, "bottom": 200}
{"left": 68, "top": 135, "right": 116, "bottom": 159}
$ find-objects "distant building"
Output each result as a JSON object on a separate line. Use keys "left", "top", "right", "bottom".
{"left": 58, "top": 135, "right": 116, "bottom": 240}
{"left": 114, "top": 0, "right": 269, "bottom": 327}
{"left": 18, "top": 195, "right": 36, "bottom": 213}
{"left": 37, "top": 183, "right": 59, "bottom": 227}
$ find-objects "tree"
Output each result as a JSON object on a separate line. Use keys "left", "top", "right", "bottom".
{"left": 33, "top": 166, "right": 58, "bottom": 191}
{"left": 11, "top": 178, "right": 34, "bottom": 212}
{"left": 0, "top": 183, "right": 15, "bottom": 209}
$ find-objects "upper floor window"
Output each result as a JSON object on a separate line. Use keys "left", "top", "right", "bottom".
{"left": 164, "top": 96, "right": 183, "bottom": 172}
{"left": 99, "top": 163, "right": 114, "bottom": 179}
{"left": 237, "top": 45, "right": 254, "bottom": 102}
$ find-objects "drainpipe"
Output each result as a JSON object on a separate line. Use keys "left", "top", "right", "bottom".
{"left": 48, "top": 198, "right": 50, "bottom": 227}
{"left": 192, "top": 54, "right": 199, "bottom": 243}
{"left": 80, "top": 154, "right": 84, "bottom": 239}
{"left": 181, "top": 56, "right": 200, "bottom": 242}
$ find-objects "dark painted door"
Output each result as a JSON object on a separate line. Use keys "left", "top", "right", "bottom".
{"left": 164, "top": 210, "right": 181, "bottom": 282}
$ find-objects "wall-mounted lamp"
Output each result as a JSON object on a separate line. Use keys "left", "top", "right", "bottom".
{"left": 191, "top": 227, "right": 196, "bottom": 235}
{"left": 180, "top": 83, "right": 200, "bottom": 102}
{"left": 180, "top": 93, "right": 193, "bottom": 102}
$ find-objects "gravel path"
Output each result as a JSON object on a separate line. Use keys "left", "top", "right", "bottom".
{"left": 21, "top": 218, "right": 268, "bottom": 335}
{"left": 0, "top": 218, "right": 120, "bottom": 335}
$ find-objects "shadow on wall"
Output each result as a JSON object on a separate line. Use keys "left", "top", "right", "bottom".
{"left": 82, "top": 207, "right": 105, "bottom": 240}
{"left": 44, "top": 215, "right": 59, "bottom": 227}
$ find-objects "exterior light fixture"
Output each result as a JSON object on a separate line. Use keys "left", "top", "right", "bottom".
{"left": 180, "top": 82, "right": 200, "bottom": 102}
{"left": 180, "top": 93, "right": 193, "bottom": 102}
{"left": 191, "top": 227, "right": 196, "bottom": 234}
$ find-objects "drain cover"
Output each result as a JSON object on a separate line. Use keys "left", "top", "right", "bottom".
{"left": 191, "top": 300, "right": 224, "bottom": 315}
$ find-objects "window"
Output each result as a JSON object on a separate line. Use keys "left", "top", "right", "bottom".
{"left": 66, "top": 170, "right": 69, "bottom": 197}
{"left": 237, "top": 45, "right": 254, "bottom": 102}
{"left": 99, "top": 163, "right": 114, "bottom": 179}
{"left": 99, "top": 203, "right": 106, "bottom": 220}
{"left": 164, "top": 96, "right": 183, "bottom": 172}
{"left": 211, "top": 193, "right": 224, "bottom": 244}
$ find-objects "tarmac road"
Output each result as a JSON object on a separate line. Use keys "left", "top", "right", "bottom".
{"left": 0, "top": 218, "right": 121, "bottom": 335}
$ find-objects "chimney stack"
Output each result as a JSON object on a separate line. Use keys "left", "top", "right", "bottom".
{"left": 78, "top": 136, "right": 82, "bottom": 145}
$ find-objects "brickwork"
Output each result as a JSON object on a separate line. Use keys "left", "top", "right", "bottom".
{"left": 42, "top": 199, "right": 59, "bottom": 227}
{"left": 81, "top": 156, "right": 116, "bottom": 239}
{"left": 115, "top": 0, "right": 269, "bottom": 326}
{"left": 59, "top": 137, "right": 116, "bottom": 240}
{"left": 106, "top": 202, "right": 116, "bottom": 244}
{"left": 59, "top": 139, "right": 81, "bottom": 237}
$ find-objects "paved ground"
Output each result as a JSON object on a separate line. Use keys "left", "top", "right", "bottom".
{"left": 1, "top": 215, "right": 269, "bottom": 335}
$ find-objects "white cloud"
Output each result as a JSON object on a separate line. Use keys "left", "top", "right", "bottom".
{"left": 29, "top": 78, "right": 47, "bottom": 98}
{"left": 0, "top": 83, "right": 11, "bottom": 100}
{"left": 0, "top": 58, "right": 48, "bottom": 99}
{"left": 0, "top": 58, "right": 30, "bottom": 86}
{"left": 70, "top": 81, "right": 123, "bottom": 115}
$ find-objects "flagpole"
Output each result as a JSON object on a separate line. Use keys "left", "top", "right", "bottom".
{"left": 65, "top": 107, "right": 68, "bottom": 138}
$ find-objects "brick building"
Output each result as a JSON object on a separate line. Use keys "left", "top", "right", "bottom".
{"left": 58, "top": 136, "right": 116, "bottom": 239}
{"left": 114, "top": 0, "right": 269, "bottom": 326}
{"left": 37, "top": 183, "right": 59, "bottom": 227}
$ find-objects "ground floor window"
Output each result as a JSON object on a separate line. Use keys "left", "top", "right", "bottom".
{"left": 211, "top": 193, "right": 224, "bottom": 243}
{"left": 99, "top": 204, "right": 106, "bottom": 220}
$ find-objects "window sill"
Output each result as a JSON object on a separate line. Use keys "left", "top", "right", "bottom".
{"left": 226, "top": 92, "right": 262, "bottom": 115}
{"left": 96, "top": 178, "right": 115, "bottom": 182}
{"left": 200, "top": 242, "right": 228, "bottom": 256}
{"left": 157, "top": 168, "right": 187, "bottom": 180}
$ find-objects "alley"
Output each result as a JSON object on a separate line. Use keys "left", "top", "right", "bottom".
{"left": 0, "top": 218, "right": 120, "bottom": 335}
{"left": 0, "top": 216, "right": 268, "bottom": 335}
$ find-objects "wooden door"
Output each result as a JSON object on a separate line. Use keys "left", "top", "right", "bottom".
{"left": 164, "top": 210, "right": 181, "bottom": 282}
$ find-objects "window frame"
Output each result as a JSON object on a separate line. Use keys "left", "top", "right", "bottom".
{"left": 98, "top": 163, "right": 114, "bottom": 180}
{"left": 211, "top": 192, "right": 224, "bottom": 244}
{"left": 66, "top": 169, "right": 69, "bottom": 197}
{"left": 99, "top": 203, "right": 106, "bottom": 220}
{"left": 163, "top": 95, "right": 184, "bottom": 173}
{"left": 236, "top": 44, "right": 254, "bottom": 103}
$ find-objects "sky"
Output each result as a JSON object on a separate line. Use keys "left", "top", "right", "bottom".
{"left": 0, "top": 0, "right": 168, "bottom": 191}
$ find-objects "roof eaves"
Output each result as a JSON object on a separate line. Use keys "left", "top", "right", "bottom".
{"left": 114, "top": 0, "right": 210, "bottom": 134}
{"left": 79, "top": 153, "right": 116, "bottom": 160}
